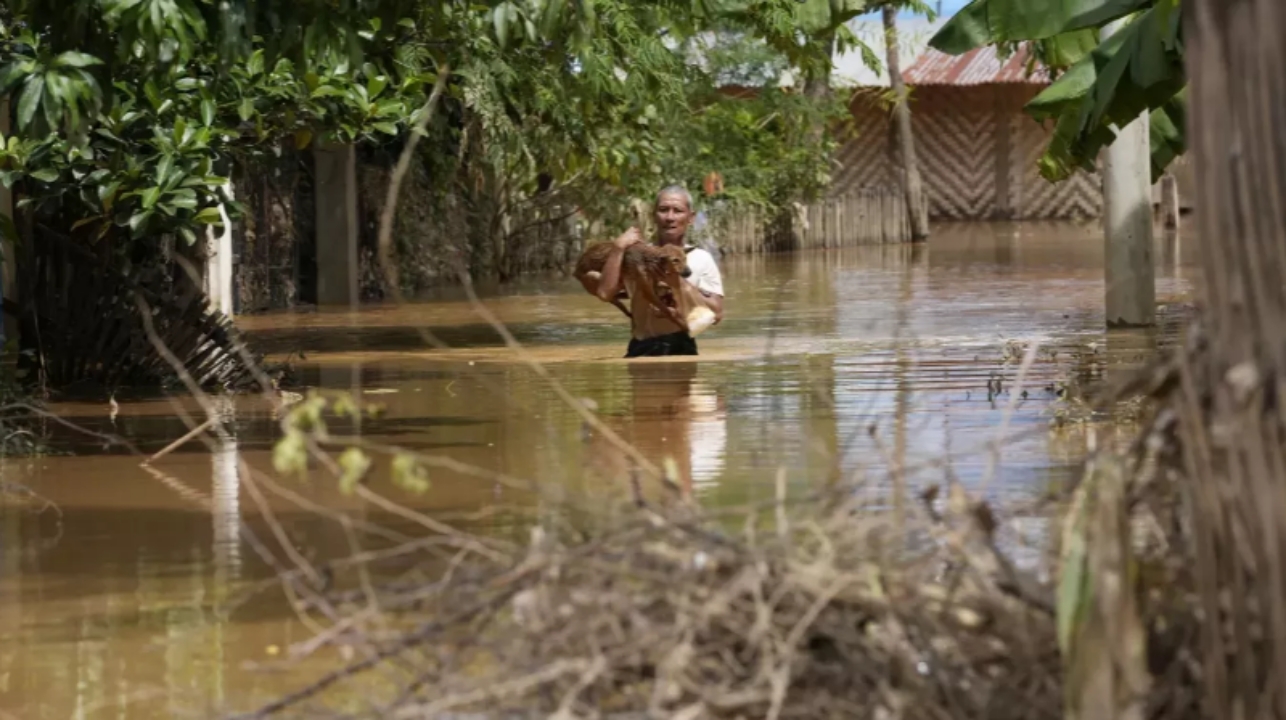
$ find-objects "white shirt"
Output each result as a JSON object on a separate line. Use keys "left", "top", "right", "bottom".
{"left": 683, "top": 245, "right": 724, "bottom": 298}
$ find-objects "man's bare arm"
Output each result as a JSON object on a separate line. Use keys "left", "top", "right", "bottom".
{"left": 595, "top": 227, "right": 641, "bottom": 302}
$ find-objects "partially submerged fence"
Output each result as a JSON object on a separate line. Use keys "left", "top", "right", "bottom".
{"left": 708, "top": 186, "right": 915, "bottom": 254}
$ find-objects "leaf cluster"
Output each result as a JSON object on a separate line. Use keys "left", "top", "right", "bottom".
{"left": 930, "top": 0, "right": 1185, "bottom": 183}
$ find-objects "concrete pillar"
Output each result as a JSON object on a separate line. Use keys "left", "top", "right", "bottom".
{"left": 1159, "top": 172, "right": 1180, "bottom": 230}
{"left": 0, "top": 97, "right": 15, "bottom": 347}
{"left": 1101, "top": 19, "right": 1156, "bottom": 329}
{"left": 203, "top": 182, "right": 235, "bottom": 317}
{"left": 313, "top": 143, "right": 360, "bottom": 309}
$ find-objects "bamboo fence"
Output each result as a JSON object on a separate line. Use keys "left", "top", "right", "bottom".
{"left": 709, "top": 186, "right": 919, "bottom": 254}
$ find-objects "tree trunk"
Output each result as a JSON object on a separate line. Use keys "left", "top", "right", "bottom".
{"left": 883, "top": 6, "right": 929, "bottom": 242}
{"left": 1182, "top": 1, "right": 1286, "bottom": 717}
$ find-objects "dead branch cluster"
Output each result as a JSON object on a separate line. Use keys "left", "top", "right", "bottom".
{"left": 241, "top": 477, "right": 1085, "bottom": 720}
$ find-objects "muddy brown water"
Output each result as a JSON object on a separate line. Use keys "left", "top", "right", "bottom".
{"left": 0, "top": 221, "right": 1198, "bottom": 718}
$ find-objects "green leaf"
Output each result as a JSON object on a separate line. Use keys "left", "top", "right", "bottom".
{"left": 247, "top": 49, "right": 265, "bottom": 77}
{"left": 794, "top": 0, "right": 868, "bottom": 37}
{"left": 310, "top": 85, "right": 348, "bottom": 99}
{"left": 371, "top": 122, "right": 398, "bottom": 136}
{"left": 71, "top": 215, "right": 100, "bottom": 232}
{"left": 99, "top": 181, "right": 122, "bottom": 210}
{"left": 144, "top": 79, "right": 163, "bottom": 110}
{"left": 337, "top": 447, "right": 371, "bottom": 495}
{"left": 540, "top": 0, "right": 565, "bottom": 36}
{"left": 494, "top": 3, "right": 511, "bottom": 49}
{"left": 0, "top": 62, "right": 27, "bottom": 94}
{"left": 930, "top": 0, "right": 1151, "bottom": 55}
{"left": 128, "top": 210, "right": 152, "bottom": 235}
{"left": 1148, "top": 89, "right": 1186, "bottom": 180}
{"left": 391, "top": 453, "right": 430, "bottom": 494}
{"left": 194, "top": 206, "right": 224, "bottom": 225}
{"left": 178, "top": 225, "right": 197, "bottom": 245}
{"left": 141, "top": 186, "right": 161, "bottom": 209}
{"left": 16, "top": 76, "right": 45, "bottom": 129}
{"left": 237, "top": 97, "right": 254, "bottom": 122}
{"left": 272, "top": 429, "right": 308, "bottom": 477}
{"left": 53, "top": 51, "right": 104, "bottom": 69}
{"left": 29, "top": 167, "right": 59, "bottom": 183}
{"left": 1023, "top": 1, "right": 1185, "bottom": 182}
{"left": 156, "top": 155, "right": 174, "bottom": 188}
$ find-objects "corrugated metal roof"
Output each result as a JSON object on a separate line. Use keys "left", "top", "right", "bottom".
{"left": 902, "top": 44, "right": 1051, "bottom": 86}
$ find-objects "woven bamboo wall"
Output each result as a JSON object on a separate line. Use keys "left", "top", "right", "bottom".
{"left": 831, "top": 85, "right": 1107, "bottom": 221}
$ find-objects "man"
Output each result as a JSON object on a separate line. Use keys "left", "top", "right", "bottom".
{"left": 594, "top": 186, "right": 725, "bottom": 357}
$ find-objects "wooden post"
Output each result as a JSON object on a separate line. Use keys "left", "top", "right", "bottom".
{"left": 1159, "top": 172, "right": 1180, "bottom": 230}
{"left": 0, "top": 97, "right": 15, "bottom": 347}
{"left": 884, "top": 6, "right": 930, "bottom": 242}
{"left": 1100, "top": 19, "right": 1156, "bottom": 328}
{"left": 314, "top": 143, "right": 360, "bottom": 309}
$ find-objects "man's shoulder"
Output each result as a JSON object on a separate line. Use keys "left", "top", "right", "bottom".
{"left": 684, "top": 246, "right": 719, "bottom": 268}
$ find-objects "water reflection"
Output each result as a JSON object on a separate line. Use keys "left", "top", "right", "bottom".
{"left": 0, "top": 221, "right": 1203, "bottom": 718}
{"left": 213, "top": 396, "right": 243, "bottom": 582}
{"left": 583, "top": 361, "right": 730, "bottom": 498}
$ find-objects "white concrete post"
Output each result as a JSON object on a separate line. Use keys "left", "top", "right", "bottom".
{"left": 314, "top": 143, "right": 360, "bottom": 309}
{"left": 1101, "top": 18, "right": 1156, "bottom": 328}
{"left": 203, "top": 182, "right": 235, "bottom": 317}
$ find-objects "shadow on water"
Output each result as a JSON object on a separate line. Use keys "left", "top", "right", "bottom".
{"left": 0, "top": 221, "right": 1202, "bottom": 717}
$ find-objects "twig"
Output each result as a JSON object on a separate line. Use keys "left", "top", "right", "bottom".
{"left": 142, "top": 416, "right": 215, "bottom": 465}
{"left": 393, "top": 659, "right": 594, "bottom": 718}
{"left": 0, "top": 402, "right": 142, "bottom": 454}
{"left": 353, "top": 484, "right": 513, "bottom": 564}
{"left": 378, "top": 63, "right": 451, "bottom": 294}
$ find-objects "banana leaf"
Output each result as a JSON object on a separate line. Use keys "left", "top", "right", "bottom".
{"left": 929, "top": 0, "right": 1152, "bottom": 54}
{"left": 1026, "top": 0, "right": 1184, "bottom": 182}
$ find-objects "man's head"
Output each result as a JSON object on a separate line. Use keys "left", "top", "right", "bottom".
{"left": 654, "top": 185, "right": 694, "bottom": 246}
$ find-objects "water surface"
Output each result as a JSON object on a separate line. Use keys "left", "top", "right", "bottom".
{"left": 0, "top": 221, "right": 1199, "bottom": 718}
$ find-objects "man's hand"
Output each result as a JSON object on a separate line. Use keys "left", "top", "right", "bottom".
{"left": 614, "top": 227, "right": 642, "bottom": 250}
{"left": 652, "top": 304, "right": 685, "bottom": 324}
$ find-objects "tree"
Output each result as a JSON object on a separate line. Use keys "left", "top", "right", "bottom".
{"left": 1175, "top": 1, "right": 1286, "bottom": 716}
{"left": 0, "top": 1, "right": 862, "bottom": 259}
{"left": 883, "top": 4, "right": 929, "bottom": 240}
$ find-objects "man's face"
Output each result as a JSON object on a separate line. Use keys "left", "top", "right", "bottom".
{"left": 654, "top": 192, "right": 693, "bottom": 245}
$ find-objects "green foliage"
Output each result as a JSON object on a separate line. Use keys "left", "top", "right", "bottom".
{"left": 267, "top": 388, "right": 432, "bottom": 496}
{"left": 931, "top": 0, "right": 1149, "bottom": 54}
{"left": 1, "top": 0, "right": 855, "bottom": 256}
{"left": 0, "top": 4, "right": 438, "bottom": 249}
{"left": 929, "top": 0, "right": 1186, "bottom": 184}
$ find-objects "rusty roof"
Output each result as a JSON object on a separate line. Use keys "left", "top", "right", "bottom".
{"left": 902, "top": 43, "right": 1051, "bottom": 86}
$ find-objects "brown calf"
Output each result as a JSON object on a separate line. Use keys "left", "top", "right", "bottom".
{"left": 574, "top": 242, "right": 693, "bottom": 329}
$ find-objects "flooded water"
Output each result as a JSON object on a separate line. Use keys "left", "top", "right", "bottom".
{"left": 0, "top": 221, "right": 1198, "bottom": 718}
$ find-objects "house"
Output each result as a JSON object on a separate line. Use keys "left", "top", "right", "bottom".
{"left": 822, "top": 17, "right": 1192, "bottom": 222}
